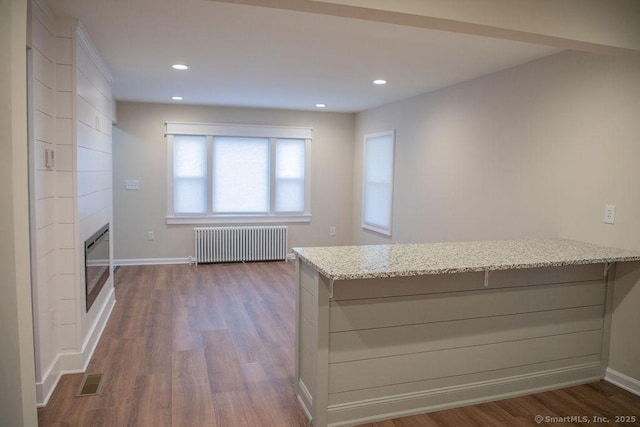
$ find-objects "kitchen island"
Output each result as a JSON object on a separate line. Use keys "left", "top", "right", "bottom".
{"left": 292, "top": 239, "right": 640, "bottom": 427}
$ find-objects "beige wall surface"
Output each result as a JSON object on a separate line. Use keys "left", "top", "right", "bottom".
{"left": 354, "top": 50, "right": 640, "bottom": 381}
{"left": 113, "top": 102, "right": 355, "bottom": 261}
{"left": 353, "top": 54, "right": 567, "bottom": 245}
{"left": 0, "top": 0, "right": 38, "bottom": 425}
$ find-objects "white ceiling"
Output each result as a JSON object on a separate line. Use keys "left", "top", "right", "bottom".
{"left": 46, "top": 0, "right": 561, "bottom": 112}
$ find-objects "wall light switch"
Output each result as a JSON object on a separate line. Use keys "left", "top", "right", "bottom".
{"left": 604, "top": 205, "right": 616, "bottom": 224}
{"left": 45, "top": 148, "right": 55, "bottom": 169}
{"left": 125, "top": 180, "right": 140, "bottom": 190}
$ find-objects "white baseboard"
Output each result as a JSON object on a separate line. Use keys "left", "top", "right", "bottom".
{"left": 327, "top": 363, "right": 601, "bottom": 427}
{"left": 35, "top": 360, "right": 63, "bottom": 407}
{"left": 80, "top": 286, "right": 116, "bottom": 370}
{"left": 35, "top": 286, "right": 116, "bottom": 407}
{"left": 114, "top": 257, "right": 191, "bottom": 266}
{"left": 605, "top": 368, "right": 640, "bottom": 397}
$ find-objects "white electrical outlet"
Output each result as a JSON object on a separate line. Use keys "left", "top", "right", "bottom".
{"left": 125, "top": 180, "right": 140, "bottom": 190}
{"left": 147, "top": 231, "right": 154, "bottom": 241}
{"left": 329, "top": 226, "right": 336, "bottom": 236}
{"left": 604, "top": 205, "right": 616, "bottom": 224}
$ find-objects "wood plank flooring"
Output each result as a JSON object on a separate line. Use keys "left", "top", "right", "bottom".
{"left": 38, "top": 262, "right": 640, "bottom": 426}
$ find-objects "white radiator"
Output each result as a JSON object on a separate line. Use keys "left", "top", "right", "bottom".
{"left": 194, "top": 226, "right": 288, "bottom": 264}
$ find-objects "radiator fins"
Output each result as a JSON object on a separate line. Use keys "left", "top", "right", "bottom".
{"left": 194, "top": 226, "right": 288, "bottom": 264}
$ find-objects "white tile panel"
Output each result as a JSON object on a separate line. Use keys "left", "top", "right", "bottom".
{"left": 78, "top": 189, "right": 112, "bottom": 222}
{"left": 57, "top": 224, "right": 76, "bottom": 249}
{"left": 56, "top": 300, "right": 76, "bottom": 325}
{"left": 77, "top": 147, "right": 112, "bottom": 172}
{"left": 76, "top": 42, "right": 112, "bottom": 104}
{"left": 55, "top": 20, "right": 74, "bottom": 38}
{"left": 43, "top": 197, "right": 56, "bottom": 227}
{"left": 56, "top": 197, "right": 75, "bottom": 224}
{"left": 57, "top": 274, "right": 76, "bottom": 300}
{"left": 35, "top": 272, "right": 52, "bottom": 304}
{"left": 58, "top": 248, "right": 76, "bottom": 275}
{"left": 77, "top": 71, "right": 113, "bottom": 120}
{"left": 58, "top": 324, "right": 77, "bottom": 350}
{"left": 77, "top": 171, "right": 112, "bottom": 197}
{"left": 55, "top": 37, "right": 73, "bottom": 65}
{"left": 56, "top": 171, "right": 74, "bottom": 198}
{"left": 77, "top": 121, "right": 112, "bottom": 153}
{"left": 55, "top": 64, "right": 73, "bottom": 92}
{"left": 35, "top": 198, "right": 55, "bottom": 230}
{"left": 100, "top": 114, "right": 115, "bottom": 141}
{"left": 55, "top": 118, "right": 73, "bottom": 145}
{"left": 94, "top": 107, "right": 113, "bottom": 136}
{"left": 33, "top": 79, "right": 53, "bottom": 115}
{"left": 55, "top": 118, "right": 73, "bottom": 146}
{"left": 32, "top": 17, "right": 54, "bottom": 61}
{"left": 76, "top": 96, "right": 113, "bottom": 139}
{"left": 36, "top": 224, "right": 55, "bottom": 260}
{"left": 33, "top": 49, "right": 53, "bottom": 89}
{"left": 56, "top": 91, "right": 73, "bottom": 119}
{"left": 76, "top": 95, "right": 95, "bottom": 129}
{"left": 37, "top": 306, "right": 57, "bottom": 371}
{"left": 34, "top": 171, "right": 55, "bottom": 199}
{"left": 32, "top": 0, "right": 55, "bottom": 35}
{"left": 34, "top": 109, "right": 54, "bottom": 143}
{"left": 56, "top": 145, "right": 73, "bottom": 172}
{"left": 37, "top": 249, "right": 57, "bottom": 284}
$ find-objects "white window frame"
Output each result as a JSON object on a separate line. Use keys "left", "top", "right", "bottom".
{"left": 166, "top": 122, "right": 312, "bottom": 225}
{"left": 362, "top": 130, "right": 395, "bottom": 236}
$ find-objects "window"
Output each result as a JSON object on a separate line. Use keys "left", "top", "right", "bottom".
{"left": 213, "top": 137, "right": 270, "bottom": 214}
{"left": 166, "top": 122, "right": 311, "bottom": 224}
{"left": 362, "top": 130, "right": 395, "bottom": 236}
{"left": 275, "top": 138, "right": 306, "bottom": 213}
{"left": 173, "top": 135, "right": 207, "bottom": 214}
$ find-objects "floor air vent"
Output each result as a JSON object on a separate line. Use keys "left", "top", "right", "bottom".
{"left": 77, "top": 373, "right": 104, "bottom": 396}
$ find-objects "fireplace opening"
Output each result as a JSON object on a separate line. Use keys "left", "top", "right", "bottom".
{"left": 85, "top": 223, "right": 110, "bottom": 312}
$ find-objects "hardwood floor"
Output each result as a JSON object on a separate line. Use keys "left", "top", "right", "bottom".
{"left": 357, "top": 381, "right": 640, "bottom": 426}
{"left": 38, "top": 262, "right": 640, "bottom": 426}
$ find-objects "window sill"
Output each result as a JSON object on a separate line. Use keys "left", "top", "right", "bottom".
{"left": 166, "top": 214, "right": 312, "bottom": 225}
{"left": 362, "top": 223, "right": 392, "bottom": 237}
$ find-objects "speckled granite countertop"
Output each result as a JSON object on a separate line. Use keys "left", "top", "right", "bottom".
{"left": 293, "top": 239, "right": 640, "bottom": 281}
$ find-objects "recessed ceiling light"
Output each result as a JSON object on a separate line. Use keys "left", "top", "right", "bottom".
{"left": 171, "top": 96, "right": 183, "bottom": 101}
{"left": 315, "top": 103, "right": 326, "bottom": 108}
{"left": 172, "top": 64, "right": 189, "bottom": 70}
{"left": 372, "top": 79, "right": 387, "bottom": 85}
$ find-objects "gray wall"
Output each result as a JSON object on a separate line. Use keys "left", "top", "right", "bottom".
{"left": 113, "top": 102, "right": 355, "bottom": 262}
{"left": 353, "top": 50, "right": 640, "bottom": 380}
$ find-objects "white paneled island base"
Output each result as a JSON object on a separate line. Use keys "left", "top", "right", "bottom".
{"left": 293, "top": 240, "right": 640, "bottom": 427}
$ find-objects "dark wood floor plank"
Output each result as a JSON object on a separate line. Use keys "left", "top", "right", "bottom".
{"left": 202, "top": 329, "right": 247, "bottom": 394}
{"left": 209, "top": 390, "right": 257, "bottom": 427}
{"left": 76, "top": 404, "right": 130, "bottom": 427}
{"left": 37, "top": 262, "right": 640, "bottom": 427}
{"left": 127, "top": 373, "right": 172, "bottom": 427}
{"left": 171, "top": 349, "right": 216, "bottom": 426}
{"left": 195, "top": 284, "right": 227, "bottom": 332}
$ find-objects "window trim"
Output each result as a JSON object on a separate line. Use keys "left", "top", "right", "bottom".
{"left": 166, "top": 122, "right": 312, "bottom": 225}
{"left": 361, "top": 130, "right": 395, "bottom": 236}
